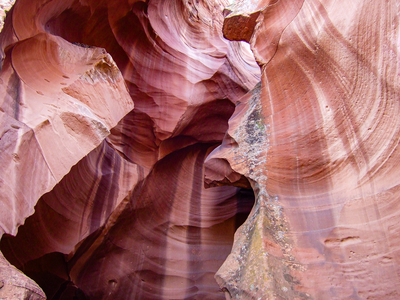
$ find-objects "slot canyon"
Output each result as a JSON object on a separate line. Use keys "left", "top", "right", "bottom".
{"left": 0, "top": 0, "right": 399, "bottom": 299}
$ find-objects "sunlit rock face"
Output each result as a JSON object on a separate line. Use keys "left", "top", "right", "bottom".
{"left": 0, "top": 0, "right": 14, "bottom": 30}
{"left": 1, "top": 0, "right": 399, "bottom": 299}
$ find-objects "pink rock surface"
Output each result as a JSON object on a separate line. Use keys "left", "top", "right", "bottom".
{"left": 0, "top": 0, "right": 14, "bottom": 31}
{"left": 0, "top": 0, "right": 258, "bottom": 299}
{"left": 0, "top": 253, "right": 45, "bottom": 300}
{"left": 207, "top": 0, "right": 400, "bottom": 299}
{"left": 1, "top": 0, "right": 399, "bottom": 299}
{"left": 0, "top": 31, "right": 133, "bottom": 236}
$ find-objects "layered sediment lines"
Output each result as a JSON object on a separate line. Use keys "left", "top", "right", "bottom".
{"left": 0, "top": 0, "right": 259, "bottom": 299}
{"left": 1, "top": 0, "right": 400, "bottom": 299}
{"left": 207, "top": 0, "right": 400, "bottom": 299}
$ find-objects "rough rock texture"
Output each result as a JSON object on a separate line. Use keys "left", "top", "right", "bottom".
{"left": 0, "top": 0, "right": 14, "bottom": 30}
{"left": 0, "top": 0, "right": 400, "bottom": 299}
{"left": 0, "top": 254, "right": 45, "bottom": 300}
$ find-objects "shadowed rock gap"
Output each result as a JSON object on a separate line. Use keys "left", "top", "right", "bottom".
{"left": 1, "top": 142, "right": 255, "bottom": 299}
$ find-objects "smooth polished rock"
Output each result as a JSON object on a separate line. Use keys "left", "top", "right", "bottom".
{"left": 0, "top": 0, "right": 259, "bottom": 299}
{"left": 2, "top": 0, "right": 398, "bottom": 299}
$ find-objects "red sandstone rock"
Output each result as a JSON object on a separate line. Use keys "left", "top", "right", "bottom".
{"left": 209, "top": 0, "right": 400, "bottom": 299}
{"left": 0, "top": 253, "right": 45, "bottom": 300}
{"left": 0, "top": 0, "right": 259, "bottom": 299}
{"left": 1, "top": 0, "right": 399, "bottom": 299}
{"left": 0, "top": 31, "right": 133, "bottom": 236}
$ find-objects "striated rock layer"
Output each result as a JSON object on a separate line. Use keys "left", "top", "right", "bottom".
{"left": 1, "top": 0, "right": 400, "bottom": 299}
{"left": 207, "top": 0, "right": 400, "bottom": 299}
{"left": 0, "top": 0, "right": 258, "bottom": 299}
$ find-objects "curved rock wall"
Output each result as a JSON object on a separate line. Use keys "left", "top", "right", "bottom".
{"left": 1, "top": 0, "right": 400, "bottom": 299}
{"left": 0, "top": 0, "right": 258, "bottom": 299}
{"left": 209, "top": 0, "right": 400, "bottom": 299}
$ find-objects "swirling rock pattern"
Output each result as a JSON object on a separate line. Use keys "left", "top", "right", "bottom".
{"left": 0, "top": 0, "right": 259, "bottom": 299}
{"left": 1, "top": 0, "right": 399, "bottom": 299}
{"left": 207, "top": 0, "right": 400, "bottom": 299}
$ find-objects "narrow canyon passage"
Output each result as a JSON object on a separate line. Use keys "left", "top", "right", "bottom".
{"left": 1, "top": 143, "right": 255, "bottom": 299}
{"left": 1, "top": 0, "right": 400, "bottom": 299}
{"left": 0, "top": 0, "right": 261, "bottom": 298}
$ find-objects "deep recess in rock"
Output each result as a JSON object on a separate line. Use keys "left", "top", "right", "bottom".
{"left": 1, "top": 184, "right": 254, "bottom": 300}
{"left": 1, "top": 146, "right": 256, "bottom": 299}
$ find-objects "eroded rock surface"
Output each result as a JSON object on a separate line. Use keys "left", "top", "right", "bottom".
{"left": 0, "top": 253, "right": 45, "bottom": 300}
{"left": 208, "top": 0, "right": 400, "bottom": 299}
{"left": 0, "top": 0, "right": 258, "bottom": 299}
{"left": 0, "top": 0, "right": 14, "bottom": 31}
{"left": 1, "top": 0, "right": 400, "bottom": 299}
